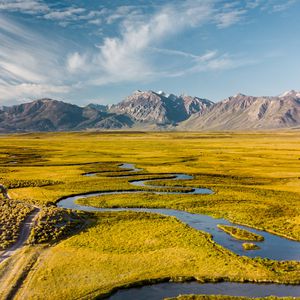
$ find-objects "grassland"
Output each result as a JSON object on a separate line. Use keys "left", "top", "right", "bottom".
{"left": 0, "top": 131, "right": 299, "bottom": 299}
{"left": 28, "top": 207, "right": 89, "bottom": 245}
{"left": 0, "top": 198, "right": 33, "bottom": 249}
{"left": 217, "top": 225, "right": 264, "bottom": 241}
{"left": 14, "top": 212, "right": 300, "bottom": 300}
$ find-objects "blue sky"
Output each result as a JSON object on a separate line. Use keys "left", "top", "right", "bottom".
{"left": 0, "top": 0, "right": 299, "bottom": 105}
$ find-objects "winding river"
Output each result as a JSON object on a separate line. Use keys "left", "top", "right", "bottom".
{"left": 58, "top": 163, "right": 300, "bottom": 261}
{"left": 56, "top": 163, "right": 300, "bottom": 299}
{"left": 107, "top": 282, "right": 300, "bottom": 299}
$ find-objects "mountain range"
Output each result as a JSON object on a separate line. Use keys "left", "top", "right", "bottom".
{"left": 0, "top": 90, "right": 300, "bottom": 132}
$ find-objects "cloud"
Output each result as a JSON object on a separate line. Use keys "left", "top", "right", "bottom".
{"left": 0, "top": 0, "right": 296, "bottom": 29}
{"left": 43, "top": 7, "right": 86, "bottom": 21}
{"left": 88, "top": 18, "right": 102, "bottom": 26}
{"left": 215, "top": 9, "right": 246, "bottom": 28}
{"left": 150, "top": 48, "right": 206, "bottom": 60}
{"left": 0, "top": 0, "right": 104, "bottom": 27}
{"left": 271, "top": 0, "right": 296, "bottom": 12}
{"left": 0, "top": 0, "right": 295, "bottom": 103}
{"left": 150, "top": 48, "right": 219, "bottom": 64}
{"left": 248, "top": 0, "right": 297, "bottom": 12}
{"left": 0, "top": 0, "right": 49, "bottom": 14}
{"left": 66, "top": 52, "right": 89, "bottom": 73}
{"left": 0, "top": 15, "right": 71, "bottom": 102}
{"left": 105, "top": 6, "right": 140, "bottom": 24}
{"left": 83, "top": 1, "right": 217, "bottom": 85}
{"left": 156, "top": 52, "right": 257, "bottom": 79}
{"left": 68, "top": 1, "right": 250, "bottom": 86}
{"left": 42, "top": 8, "right": 108, "bottom": 27}
{"left": 0, "top": 83, "right": 70, "bottom": 103}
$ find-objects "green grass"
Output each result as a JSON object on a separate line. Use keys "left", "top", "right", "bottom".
{"left": 14, "top": 212, "right": 300, "bottom": 300}
{"left": 28, "top": 207, "right": 90, "bottom": 244}
{"left": 0, "top": 198, "right": 33, "bottom": 249}
{"left": 217, "top": 225, "right": 264, "bottom": 241}
{"left": 242, "top": 243, "right": 260, "bottom": 250}
{"left": 0, "top": 131, "right": 299, "bottom": 299}
{"left": 3, "top": 131, "right": 296, "bottom": 240}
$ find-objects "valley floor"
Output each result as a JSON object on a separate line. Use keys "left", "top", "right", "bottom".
{"left": 0, "top": 131, "right": 299, "bottom": 299}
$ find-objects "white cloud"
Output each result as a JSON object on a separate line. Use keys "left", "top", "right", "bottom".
{"left": 271, "top": 0, "right": 296, "bottom": 12}
{"left": 0, "top": 61, "right": 46, "bottom": 83}
{"left": 44, "top": 7, "right": 86, "bottom": 21}
{"left": 88, "top": 18, "right": 102, "bottom": 26}
{"left": 0, "top": 83, "right": 70, "bottom": 103}
{"left": 0, "top": 15, "right": 71, "bottom": 102}
{"left": 151, "top": 48, "right": 219, "bottom": 62}
{"left": 157, "top": 52, "right": 245, "bottom": 77}
{"left": 246, "top": 0, "right": 263, "bottom": 9}
{"left": 82, "top": 1, "right": 217, "bottom": 85}
{"left": 150, "top": 48, "right": 204, "bottom": 60}
{"left": 66, "top": 52, "right": 89, "bottom": 73}
{"left": 105, "top": 6, "right": 142, "bottom": 24}
{"left": 215, "top": 9, "right": 246, "bottom": 28}
{"left": 67, "top": 1, "right": 251, "bottom": 86}
{"left": 0, "top": 0, "right": 104, "bottom": 26}
{"left": 0, "top": 0, "right": 294, "bottom": 103}
{"left": 0, "top": 0, "right": 49, "bottom": 14}
{"left": 251, "top": 0, "right": 297, "bottom": 12}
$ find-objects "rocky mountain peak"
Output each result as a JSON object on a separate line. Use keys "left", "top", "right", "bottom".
{"left": 109, "top": 90, "right": 213, "bottom": 124}
{"left": 1, "top": 89, "right": 300, "bottom": 132}
{"left": 181, "top": 90, "right": 300, "bottom": 131}
{"left": 157, "top": 90, "right": 169, "bottom": 97}
{"left": 0, "top": 98, "right": 133, "bottom": 132}
{"left": 279, "top": 90, "right": 300, "bottom": 98}
{"left": 233, "top": 93, "right": 247, "bottom": 98}
{"left": 227, "top": 93, "right": 251, "bottom": 102}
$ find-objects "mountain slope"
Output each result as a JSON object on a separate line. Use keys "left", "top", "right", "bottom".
{"left": 1, "top": 90, "right": 300, "bottom": 132}
{"left": 0, "top": 99, "right": 133, "bottom": 132}
{"left": 181, "top": 91, "right": 300, "bottom": 130}
{"left": 109, "top": 90, "right": 213, "bottom": 125}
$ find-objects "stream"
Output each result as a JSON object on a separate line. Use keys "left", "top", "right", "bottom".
{"left": 56, "top": 163, "right": 300, "bottom": 299}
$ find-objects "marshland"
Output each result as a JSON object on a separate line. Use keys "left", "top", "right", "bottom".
{"left": 0, "top": 131, "right": 300, "bottom": 300}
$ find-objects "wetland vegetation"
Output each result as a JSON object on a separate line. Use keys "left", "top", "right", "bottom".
{"left": 242, "top": 243, "right": 260, "bottom": 250}
{"left": 28, "top": 207, "right": 89, "bottom": 245}
{"left": 0, "top": 198, "right": 33, "bottom": 249}
{"left": 0, "top": 131, "right": 299, "bottom": 299}
{"left": 217, "top": 225, "right": 264, "bottom": 241}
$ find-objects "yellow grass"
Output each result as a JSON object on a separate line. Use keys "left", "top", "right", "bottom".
{"left": 0, "top": 131, "right": 299, "bottom": 299}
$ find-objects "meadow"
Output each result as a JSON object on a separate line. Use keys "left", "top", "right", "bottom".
{"left": 0, "top": 131, "right": 299, "bottom": 299}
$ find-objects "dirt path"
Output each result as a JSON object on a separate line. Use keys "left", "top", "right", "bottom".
{"left": 0, "top": 207, "right": 40, "bottom": 263}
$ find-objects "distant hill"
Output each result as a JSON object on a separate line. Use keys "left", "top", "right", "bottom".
{"left": 85, "top": 103, "right": 109, "bottom": 112}
{"left": 1, "top": 90, "right": 300, "bottom": 132}
{"left": 180, "top": 91, "right": 300, "bottom": 130}
{"left": 0, "top": 99, "right": 133, "bottom": 132}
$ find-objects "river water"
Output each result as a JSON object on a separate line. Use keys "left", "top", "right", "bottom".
{"left": 56, "top": 163, "right": 300, "bottom": 299}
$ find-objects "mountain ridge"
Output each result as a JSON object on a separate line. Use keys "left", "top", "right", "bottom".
{"left": 0, "top": 98, "right": 133, "bottom": 132}
{"left": 1, "top": 89, "right": 300, "bottom": 132}
{"left": 109, "top": 90, "right": 213, "bottom": 125}
{"left": 180, "top": 91, "right": 300, "bottom": 130}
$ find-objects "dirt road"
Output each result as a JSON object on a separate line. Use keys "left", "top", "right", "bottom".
{"left": 0, "top": 208, "right": 40, "bottom": 263}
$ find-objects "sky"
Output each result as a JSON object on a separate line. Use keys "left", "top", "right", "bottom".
{"left": 0, "top": 0, "right": 299, "bottom": 106}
